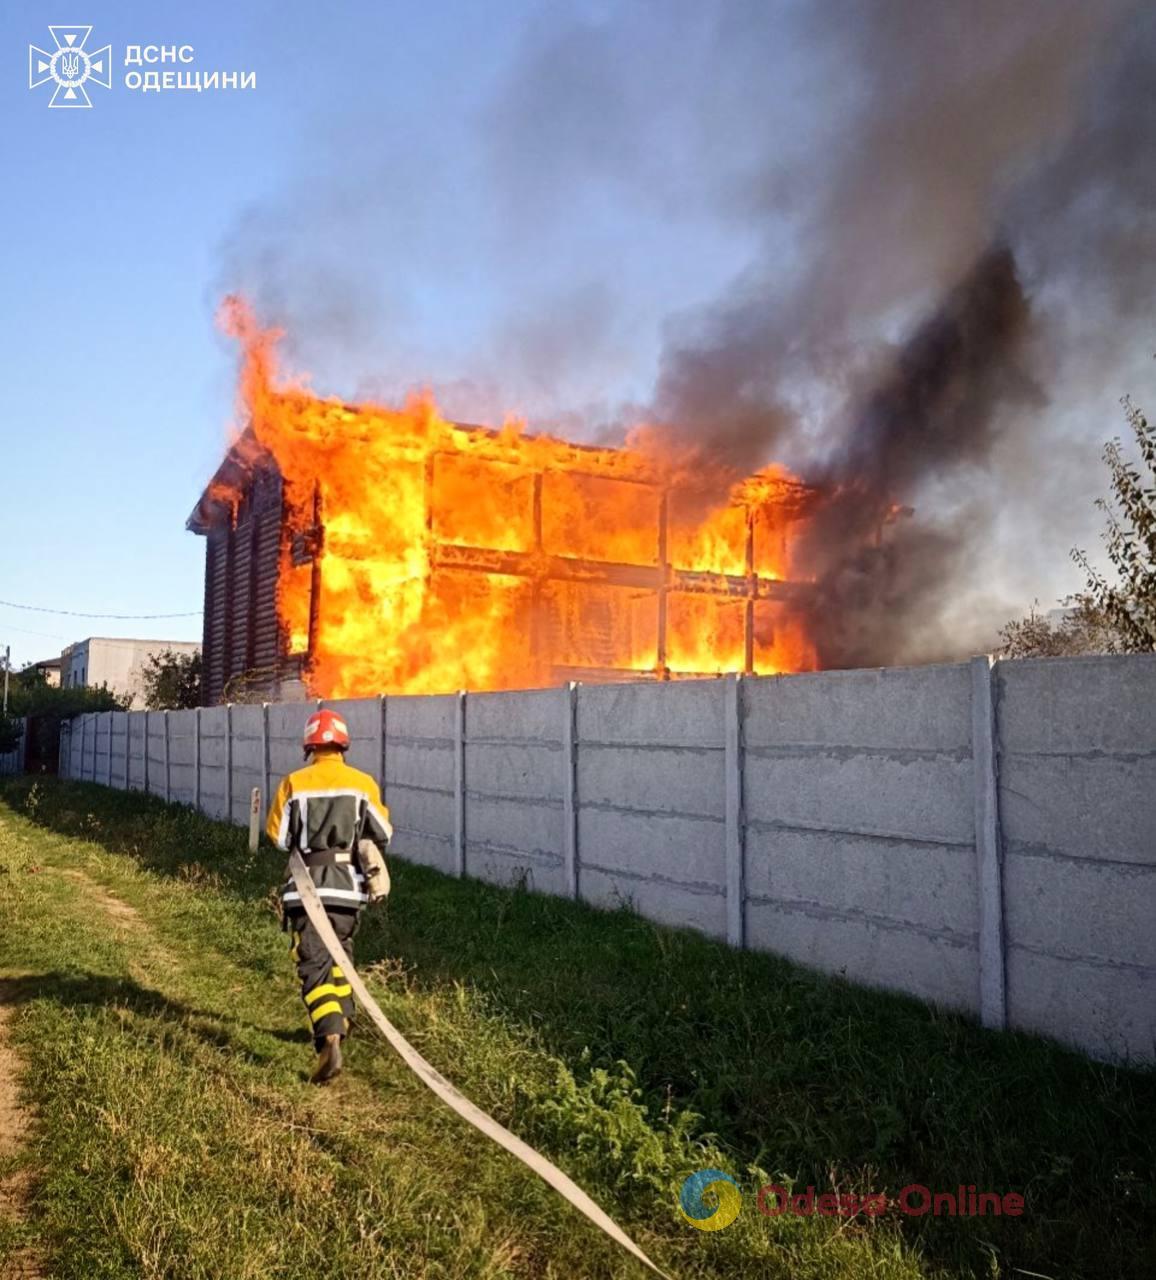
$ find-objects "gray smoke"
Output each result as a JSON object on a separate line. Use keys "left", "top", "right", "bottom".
{"left": 612, "top": 0, "right": 1153, "bottom": 665}
{"left": 796, "top": 246, "right": 1039, "bottom": 666}
{"left": 222, "top": 0, "right": 1156, "bottom": 668}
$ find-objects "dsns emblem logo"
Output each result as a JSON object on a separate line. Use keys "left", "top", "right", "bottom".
{"left": 29, "top": 26, "right": 112, "bottom": 109}
{"left": 679, "top": 1168, "right": 741, "bottom": 1231}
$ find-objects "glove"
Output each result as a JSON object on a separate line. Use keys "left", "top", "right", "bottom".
{"left": 358, "top": 838, "right": 391, "bottom": 904}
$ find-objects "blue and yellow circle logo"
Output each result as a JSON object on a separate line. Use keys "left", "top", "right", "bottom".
{"left": 678, "top": 1168, "right": 742, "bottom": 1231}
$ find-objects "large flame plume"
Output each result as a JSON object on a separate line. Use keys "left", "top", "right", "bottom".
{"left": 217, "top": 298, "right": 819, "bottom": 697}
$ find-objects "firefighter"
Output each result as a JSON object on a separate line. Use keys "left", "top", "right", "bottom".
{"left": 266, "top": 708, "right": 392, "bottom": 1084}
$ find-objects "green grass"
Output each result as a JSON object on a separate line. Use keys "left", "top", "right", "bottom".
{"left": 0, "top": 777, "right": 1153, "bottom": 1279}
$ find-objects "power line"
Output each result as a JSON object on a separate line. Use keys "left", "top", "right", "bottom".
{"left": 0, "top": 598, "right": 202, "bottom": 620}
{"left": 0, "top": 623, "right": 68, "bottom": 641}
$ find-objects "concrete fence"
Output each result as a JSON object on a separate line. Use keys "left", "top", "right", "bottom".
{"left": 56, "top": 655, "right": 1156, "bottom": 1065}
{"left": 0, "top": 717, "right": 27, "bottom": 776}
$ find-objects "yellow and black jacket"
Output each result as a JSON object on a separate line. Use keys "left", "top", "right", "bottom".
{"left": 266, "top": 753, "right": 393, "bottom": 910}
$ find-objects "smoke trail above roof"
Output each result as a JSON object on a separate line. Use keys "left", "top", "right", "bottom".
{"left": 221, "top": 0, "right": 1156, "bottom": 666}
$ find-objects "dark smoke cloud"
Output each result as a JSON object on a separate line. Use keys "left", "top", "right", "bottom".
{"left": 797, "top": 247, "right": 1039, "bottom": 666}
{"left": 574, "top": 0, "right": 1154, "bottom": 665}
{"left": 223, "top": 0, "right": 1156, "bottom": 668}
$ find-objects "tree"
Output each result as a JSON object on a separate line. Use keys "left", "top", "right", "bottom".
{"left": 998, "top": 599, "right": 1116, "bottom": 659}
{"left": 0, "top": 673, "right": 129, "bottom": 756}
{"left": 1001, "top": 394, "right": 1156, "bottom": 658}
{"left": 1071, "top": 396, "right": 1156, "bottom": 652}
{"left": 141, "top": 648, "right": 202, "bottom": 710}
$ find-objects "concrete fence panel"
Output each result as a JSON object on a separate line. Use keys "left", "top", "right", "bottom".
{"left": 51, "top": 653, "right": 1156, "bottom": 1066}
{"left": 575, "top": 680, "right": 728, "bottom": 939}
{"left": 385, "top": 694, "right": 458, "bottom": 875}
{"left": 996, "top": 655, "right": 1156, "bottom": 1063}
{"left": 197, "top": 706, "right": 229, "bottom": 821}
{"left": 146, "top": 713, "right": 166, "bottom": 800}
{"left": 268, "top": 702, "right": 304, "bottom": 782}
{"left": 465, "top": 687, "right": 567, "bottom": 896}
{"left": 110, "top": 711, "right": 129, "bottom": 789}
{"left": 126, "top": 712, "right": 146, "bottom": 791}
{"left": 168, "top": 710, "right": 197, "bottom": 806}
{"left": 743, "top": 663, "right": 982, "bottom": 1014}
{"left": 94, "top": 715, "right": 110, "bottom": 787}
{"left": 229, "top": 705, "right": 264, "bottom": 826}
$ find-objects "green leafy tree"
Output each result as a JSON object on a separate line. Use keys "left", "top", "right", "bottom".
{"left": 0, "top": 672, "right": 129, "bottom": 755}
{"left": 141, "top": 648, "right": 203, "bottom": 710}
{"left": 998, "top": 599, "right": 1117, "bottom": 659}
{"left": 1001, "top": 394, "right": 1156, "bottom": 658}
{"left": 1071, "top": 396, "right": 1156, "bottom": 652}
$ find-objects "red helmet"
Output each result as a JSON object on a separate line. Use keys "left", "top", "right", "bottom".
{"left": 303, "top": 708, "right": 350, "bottom": 751}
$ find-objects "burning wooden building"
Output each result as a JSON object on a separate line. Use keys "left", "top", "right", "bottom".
{"left": 187, "top": 302, "right": 820, "bottom": 704}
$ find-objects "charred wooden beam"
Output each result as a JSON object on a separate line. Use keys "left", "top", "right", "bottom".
{"left": 430, "top": 542, "right": 809, "bottom": 602}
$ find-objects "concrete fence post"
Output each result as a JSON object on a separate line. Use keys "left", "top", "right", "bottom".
{"left": 79, "top": 715, "right": 87, "bottom": 781}
{"left": 105, "top": 712, "right": 113, "bottom": 786}
{"left": 971, "top": 655, "right": 1007, "bottom": 1030}
{"left": 194, "top": 708, "right": 202, "bottom": 811}
{"left": 377, "top": 694, "right": 387, "bottom": 805}
{"left": 453, "top": 691, "right": 466, "bottom": 878}
{"left": 562, "top": 681, "right": 579, "bottom": 900}
{"left": 261, "top": 703, "right": 271, "bottom": 822}
{"left": 225, "top": 703, "right": 234, "bottom": 824}
{"left": 144, "top": 711, "right": 151, "bottom": 793}
{"left": 724, "top": 674, "right": 746, "bottom": 948}
{"left": 163, "top": 710, "right": 171, "bottom": 803}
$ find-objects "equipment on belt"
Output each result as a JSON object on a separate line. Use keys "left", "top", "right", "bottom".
{"left": 357, "top": 838, "right": 390, "bottom": 902}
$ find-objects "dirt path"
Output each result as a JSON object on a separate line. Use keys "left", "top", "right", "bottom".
{"left": 60, "top": 868, "right": 144, "bottom": 929}
{"left": 0, "top": 1005, "right": 46, "bottom": 1280}
{"left": 0, "top": 863, "right": 172, "bottom": 1278}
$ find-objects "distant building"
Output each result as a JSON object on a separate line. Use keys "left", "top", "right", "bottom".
{"left": 27, "top": 656, "right": 62, "bottom": 687}
{"left": 60, "top": 637, "right": 201, "bottom": 710}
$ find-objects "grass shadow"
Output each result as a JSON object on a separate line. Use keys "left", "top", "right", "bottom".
{"left": 0, "top": 972, "right": 310, "bottom": 1065}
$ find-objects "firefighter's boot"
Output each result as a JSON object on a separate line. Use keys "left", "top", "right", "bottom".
{"left": 310, "top": 1034, "right": 344, "bottom": 1085}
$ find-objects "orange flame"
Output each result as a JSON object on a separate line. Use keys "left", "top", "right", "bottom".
{"left": 218, "top": 297, "right": 817, "bottom": 697}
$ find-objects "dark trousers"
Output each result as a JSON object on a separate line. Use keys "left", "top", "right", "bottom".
{"left": 287, "top": 907, "right": 360, "bottom": 1047}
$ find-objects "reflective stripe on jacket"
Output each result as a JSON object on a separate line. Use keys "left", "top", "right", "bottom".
{"left": 266, "top": 753, "right": 393, "bottom": 909}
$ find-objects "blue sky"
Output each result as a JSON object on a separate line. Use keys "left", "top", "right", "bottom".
{"left": 0, "top": 0, "right": 775, "bottom": 669}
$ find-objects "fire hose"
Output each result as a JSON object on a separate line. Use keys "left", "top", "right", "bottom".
{"left": 288, "top": 851, "right": 671, "bottom": 1278}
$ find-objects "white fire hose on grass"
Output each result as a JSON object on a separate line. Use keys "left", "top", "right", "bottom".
{"left": 288, "top": 851, "right": 671, "bottom": 1278}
